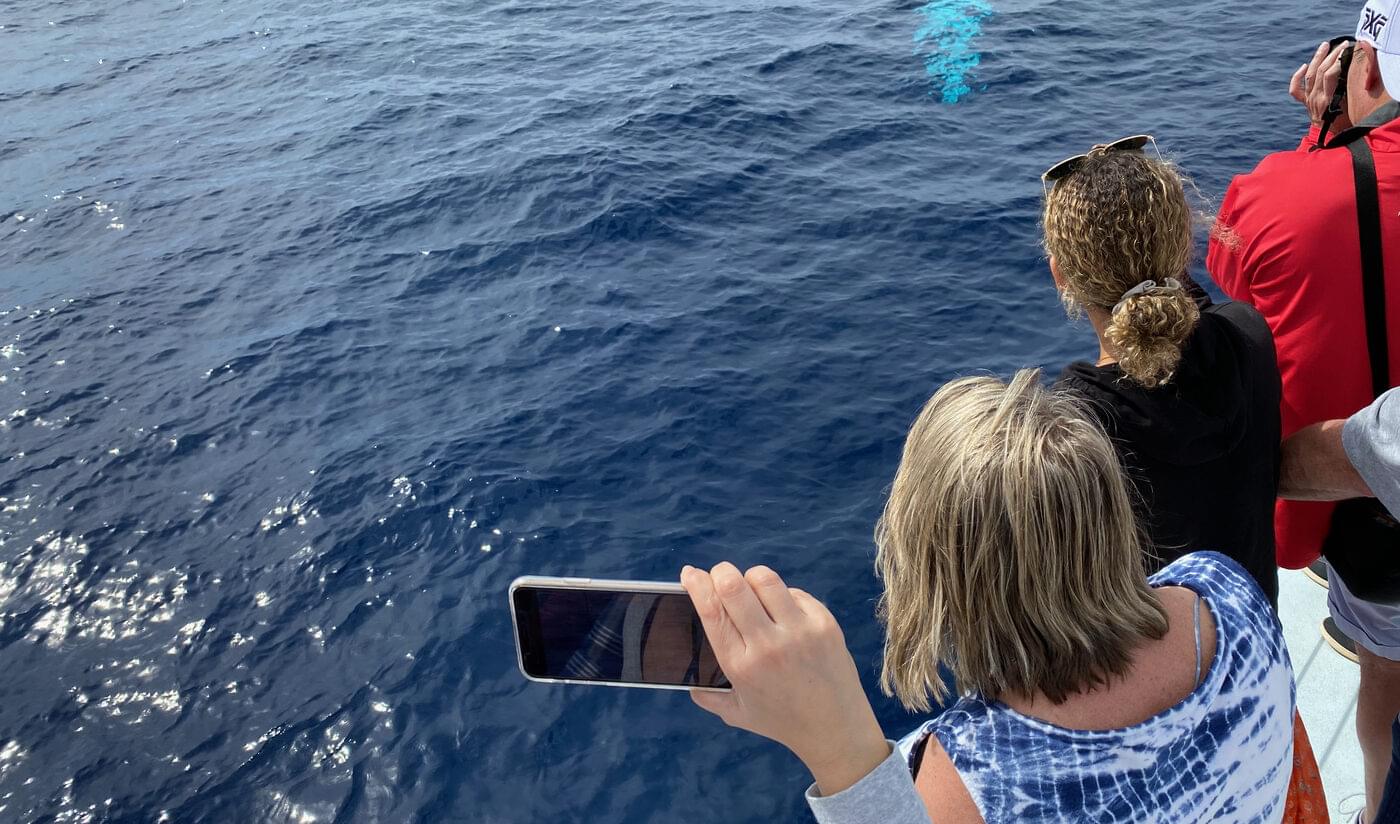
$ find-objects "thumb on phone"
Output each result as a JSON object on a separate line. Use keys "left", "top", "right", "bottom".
{"left": 690, "top": 687, "right": 739, "bottom": 723}
{"left": 1290, "top": 62, "right": 1309, "bottom": 103}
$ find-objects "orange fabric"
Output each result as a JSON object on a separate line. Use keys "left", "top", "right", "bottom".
{"left": 1281, "top": 711, "right": 1329, "bottom": 824}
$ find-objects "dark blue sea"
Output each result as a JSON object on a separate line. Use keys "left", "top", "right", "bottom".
{"left": 0, "top": 0, "right": 1358, "bottom": 820}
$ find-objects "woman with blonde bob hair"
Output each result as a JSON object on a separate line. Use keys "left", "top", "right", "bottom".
{"left": 683, "top": 370, "right": 1293, "bottom": 823}
{"left": 1043, "top": 137, "right": 1283, "bottom": 606}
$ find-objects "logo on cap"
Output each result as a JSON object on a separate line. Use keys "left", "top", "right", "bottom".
{"left": 1363, "top": 7, "right": 1389, "bottom": 38}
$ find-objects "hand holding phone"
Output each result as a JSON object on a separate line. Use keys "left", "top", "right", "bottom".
{"left": 510, "top": 577, "right": 729, "bottom": 690}
{"left": 679, "top": 563, "right": 890, "bottom": 798}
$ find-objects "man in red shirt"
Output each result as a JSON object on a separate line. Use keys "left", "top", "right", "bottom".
{"left": 1208, "top": 2, "right": 1400, "bottom": 818}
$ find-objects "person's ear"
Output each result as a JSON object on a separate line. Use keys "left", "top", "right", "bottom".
{"left": 1049, "top": 255, "right": 1067, "bottom": 289}
{"left": 1362, "top": 42, "right": 1385, "bottom": 93}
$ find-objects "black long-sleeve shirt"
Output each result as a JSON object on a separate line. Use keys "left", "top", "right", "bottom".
{"left": 1056, "top": 293, "right": 1283, "bottom": 605}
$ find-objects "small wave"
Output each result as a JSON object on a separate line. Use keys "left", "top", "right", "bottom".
{"left": 756, "top": 41, "right": 868, "bottom": 75}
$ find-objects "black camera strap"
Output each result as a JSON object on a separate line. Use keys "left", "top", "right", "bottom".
{"left": 1317, "top": 38, "right": 1357, "bottom": 148}
{"left": 1345, "top": 130, "right": 1391, "bottom": 398}
{"left": 1321, "top": 127, "right": 1400, "bottom": 605}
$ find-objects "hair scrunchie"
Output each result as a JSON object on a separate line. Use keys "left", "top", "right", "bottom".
{"left": 1111, "top": 277, "right": 1183, "bottom": 315}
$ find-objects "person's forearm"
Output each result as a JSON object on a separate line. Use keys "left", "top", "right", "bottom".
{"left": 804, "top": 741, "right": 932, "bottom": 824}
{"left": 801, "top": 712, "right": 894, "bottom": 797}
{"left": 1280, "top": 419, "right": 1375, "bottom": 500}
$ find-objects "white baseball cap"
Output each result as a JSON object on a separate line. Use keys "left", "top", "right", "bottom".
{"left": 1357, "top": 0, "right": 1400, "bottom": 93}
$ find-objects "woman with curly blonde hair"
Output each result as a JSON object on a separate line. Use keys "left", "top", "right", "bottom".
{"left": 1043, "top": 137, "right": 1283, "bottom": 604}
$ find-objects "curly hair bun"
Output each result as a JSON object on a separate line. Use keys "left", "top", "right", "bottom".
{"left": 1104, "top": 289, "right": 1200, "bottom": 388}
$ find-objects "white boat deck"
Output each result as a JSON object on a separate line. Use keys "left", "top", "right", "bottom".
{"left": 1279, "top": 567, "right": 1365, "bottom": 823}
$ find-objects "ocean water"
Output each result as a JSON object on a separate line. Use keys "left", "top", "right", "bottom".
{"left": 0, "top": 0, "right": 1359, "bottom": 821}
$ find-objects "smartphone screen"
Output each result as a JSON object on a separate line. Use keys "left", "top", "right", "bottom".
{"left": 512, "top": 583, "right": 729, "bottom": 689}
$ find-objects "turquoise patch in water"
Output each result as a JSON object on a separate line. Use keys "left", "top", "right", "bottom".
{"left": 913, "top": 0, "right": 993, "bottom": 104}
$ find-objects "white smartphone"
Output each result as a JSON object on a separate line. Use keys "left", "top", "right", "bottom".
{"left": 509, "top": 576, "right": 730, "bottom": 692}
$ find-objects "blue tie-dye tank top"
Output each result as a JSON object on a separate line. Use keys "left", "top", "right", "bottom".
{"left": 898, "top": 552, "right": 1295, "bottom": 824}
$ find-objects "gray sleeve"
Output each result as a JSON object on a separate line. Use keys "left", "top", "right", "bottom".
{"left": 1344, "top": 387, "right": 1400, "bottom": 517}
{"left": 804, "top": 741, "right": 933, "bottom": 824}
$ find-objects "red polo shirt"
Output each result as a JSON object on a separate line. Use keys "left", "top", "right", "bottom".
{"left": 1208, "top": 111, "right": 1400, "bottom": 569}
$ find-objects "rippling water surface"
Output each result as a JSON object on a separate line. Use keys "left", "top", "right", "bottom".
{"left": 0, "top": 0, "right": 1357, "bottom": 820}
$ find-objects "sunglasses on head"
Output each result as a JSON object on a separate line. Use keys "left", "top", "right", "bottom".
{"left": 1041, "top": 135, "right": 1158, "bottom": 196}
